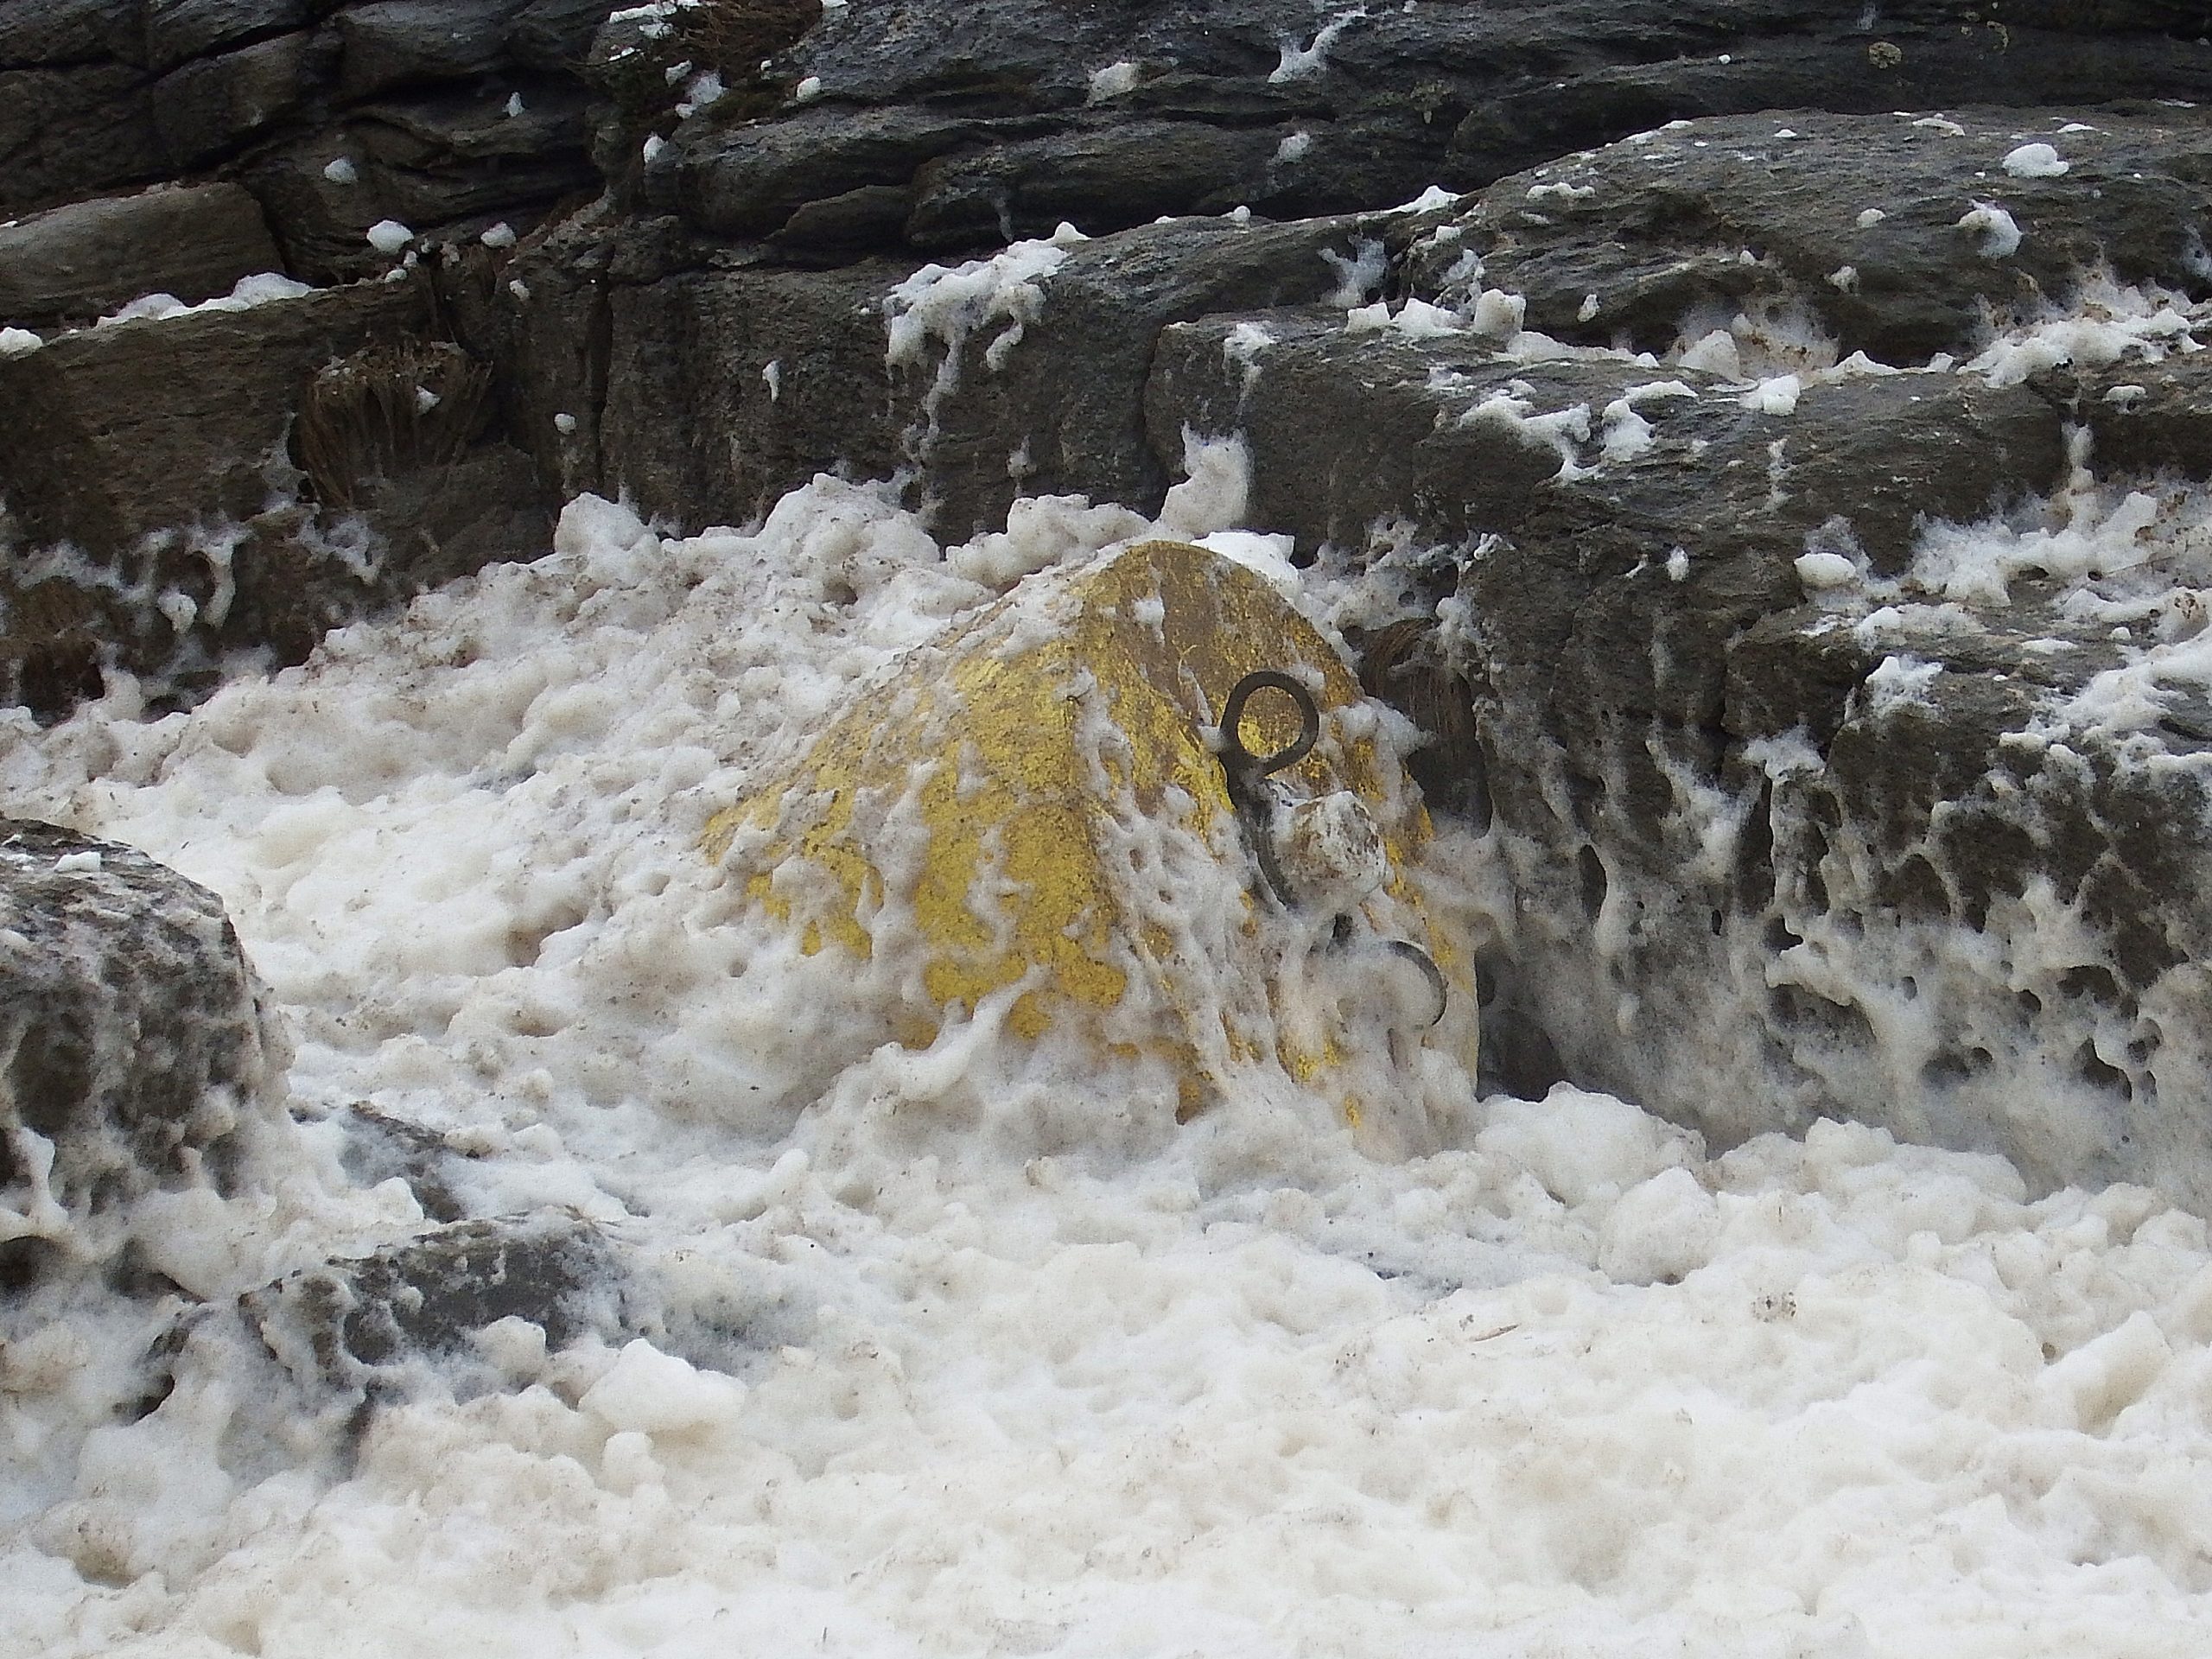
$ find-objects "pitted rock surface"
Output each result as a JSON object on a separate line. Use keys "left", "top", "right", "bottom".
{"left": 0, "top": 819, "right": 288, "bottom": 1292}
{"left": 241, "top": 1211, "right": 631, "bottom": 1393}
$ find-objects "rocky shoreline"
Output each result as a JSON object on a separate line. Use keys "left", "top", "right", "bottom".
{"left": 8, "top": 0, "right": 2212, "bottom": 1358}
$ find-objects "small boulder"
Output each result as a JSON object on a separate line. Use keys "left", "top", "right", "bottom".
{"left": 240, "top": 1210, "right": 630, "bottom": 1392}
{"left": 0, "top": 820, "right": 289, "bottom": 1294}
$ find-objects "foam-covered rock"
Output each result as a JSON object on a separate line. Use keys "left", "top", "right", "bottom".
{"left": 240, "top": 1210, "right": 630, "bottom": 1392}
{"left": 0, "top": 276, "right": 548, "bottom": 715}
{"left": 0, "top": 819, "right": 289, "bottom": 1294}
{"left": 1406, "top": 109, "right": 2212, "bottom": 367}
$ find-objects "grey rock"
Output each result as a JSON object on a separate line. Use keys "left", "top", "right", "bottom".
{"left": 507, "top": 0, "right": 616, "bottom": 70}
{"left": 1143, "top": 274, "right": 2212, "bottom": 1200}
{"left": 358, "top": 82, "right": 589, "bottom": 162}
{"left": 501, "top": 198, "right": 623, "bottom": 500}
{"left": 600, "top": 253, "right": 908, "bottom": 527}
{"left": 651, "top": 103, "right": 982, "bottom": 238}
{"left": 0, "top": 182, "right": 284, "bottom": 327}
{"left": 0, "top": 819, "right": 288, "bottom": 1296}
{"left": 772, "top": 182, "right": 917, "bottom": 253}
{"left": 727, "top": 0, "right": 2212, "bottom": 248}
{"left": 0, "top": 64, "right": 166, "bottom": 216}
{"left": 785, "top": 0, "right": 1311, "bottom": 110}
{"left": 337, "top": 0, "right": 532, "bottom": 99}
{"left": 0, "top": 278, "right": 429, "bottom": 559}
{"left": 238, "top": 134, "right": 407, "bottom": 283}
{"left": 240, "top": 1211, "right": 631, "bottom": 1392}
{"left": 1408, "top": 108, "right": 2212, "bottom": 368}
{"left": 1440, "top": 37, "right": 2212, "bottom": 186}
{"left": 2076, "top": 356, "right": 2212, "bottom": 480}
{"left": 0, "top": 0, "right": 137, "bottom": 68}
{"left": 334, "top": 1104, "right": 476, "bottom": 1223}
{"left": 904, "top": 118, "right": 1281, "bottom": 248}
{"left": 596, "top": 211, "right": 1382, "bottom": 537}
{"left": 242, "top": 85, "right": 592, "bottom": 283}
{"left": 150, "top": 28, "right": 334, "bottom": 167}
{"left": 353, "top": 88, "right": 596, "bottom": 225}
{"left": 223, "top": 442, "right": 549, "bottom": 664}
{"left": 0, "top": 278, "right": 550, "bottom": 716}
{"left": 143, "top": 0, "right": 314, "bottom": 73}
{"left": 216, "top": 1201, "right": 801, "bottom": 1418}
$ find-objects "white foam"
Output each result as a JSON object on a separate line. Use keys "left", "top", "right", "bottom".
{"left": 884, "top": 226, "right": 1084, "bottom": 423}
{"left": 1957, "top": 202, "right": 2023, "bottom": 260}
{"left": 1086, "top": 60, "right": 1141, "bottom": 102}
{"left": 2004, "top": 142, "right": 2070, "bottom": 179}
{"left": 92, "top": 273, "right": 316, "bottom": 329}
{"left": 1963, "top": 273, "right": 2199, "bottom": 388}
{"left": 1269, "top": 6, "right": 1367, "bottom": 82}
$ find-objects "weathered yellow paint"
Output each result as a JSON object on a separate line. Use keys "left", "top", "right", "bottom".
{"left": 702, "top": 540, "right": 1476, "bottom": 1129}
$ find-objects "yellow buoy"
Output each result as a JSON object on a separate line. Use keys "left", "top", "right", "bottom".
{"left": 702, "top": 539, "right": 1477, "bottom": 1153}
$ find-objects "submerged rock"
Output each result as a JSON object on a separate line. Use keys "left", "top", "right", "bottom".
{"left": 240, "top": 1210, "right": 632, "bottom": 1392}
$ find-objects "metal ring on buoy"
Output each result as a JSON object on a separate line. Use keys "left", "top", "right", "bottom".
{"left": 1217, "top": 670, "right": 1322, "bottom": 909}
{"left": 1220, "top": 671, "right": 1320, "bottom": 778}
{"left": 1382, "top": 938, "right": 1450, "bottom": 1027}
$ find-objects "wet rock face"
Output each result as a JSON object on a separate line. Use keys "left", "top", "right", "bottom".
{"left": 0, "top": 0, "right": 607, "bottom": 721}
{"left": 0, "top": 820, "right": 288, "bottom": 1294}
{"left": 638, "top": 0, "right": 2212, "bottom": 257}
{"left": 1405, "top": 108, "right": 2212, "bottom": 368}
{"left": 0, "top": 279, "right": 548, "bottom": 716}
{"left": 0, "top": 182, "right": 283, "bottom": 327}
{"left": 0, "top": 0, "right": 602, "bottom": 259}
{"left": 593, "top": 211, "right": 1382, "bottom": 537}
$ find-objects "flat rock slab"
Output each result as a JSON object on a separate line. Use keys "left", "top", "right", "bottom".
{"left": 143, "top": 0, "right": 316, "bottom": 73}
{"left": 0, "top": 181, "right": 285, "bottom": 327}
